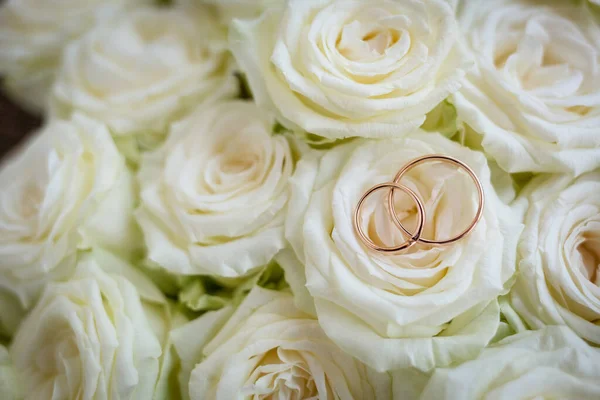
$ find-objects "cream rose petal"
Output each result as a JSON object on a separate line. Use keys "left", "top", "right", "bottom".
{"left": 231, "top": 0, "right": 471, "bottom": 140}
{"left": 510, "top": 171, "right": 600, "bottom": 344}
{"left": 0, "top": 114, "right": 138, "bottom": 336}
{"left": 283, "top": 133, "right": 523, "bottom": 372}
{"left": 176, "top": 287, "right": 411, "bottom": 400}
{"left": 135, "top": 101, "right": 295, "bottom": 278}
{"left": 453, "top": 0, "right": 600, "bottom": 175}
{"left": 0, "top": 0, "right": 148, "bottom": 112}
{"left": 10, "top": 253, "right": 165, "bottom": 400}
{"left": 95, "top": 249, "right": 186, "bottom": 400}
{"left": 421, "top": 326, "right": 600, "bottom": 399}
{"left": 51, "top": 5, "right": 238, "bottom": 138}
{"left": 171, "top": 306, "right": 234, "bottom": 400}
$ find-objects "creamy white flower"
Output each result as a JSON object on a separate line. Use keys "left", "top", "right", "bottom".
{"left": 421, "top": 326, "right": 600, "bottom": 399}
{"left": 51, "top": 5, "right": 238, "bottom": 138}
{"left": 0, "top": 0, "right": 147, "bottom": 112}
{"left": 136, "top": 101, "right": 295, "bottom": 278}
{"left": 9, "top": 251, "right": 171, "bottom": 400}
{"left": 453, "top": 0, "right": 600, "bottom": 175}
{"left": 172, "top": 287, "right": 425, "bottom": 400}
{"left": 510, "top": 171, "right": 600, "bottom": 344}
{"left": 282, "top": 133, "right": 523, "bottom": 372}
{"left": 231, "top": 0, "right": 471, "bottom": 140}
{"left": 200, "top": 0, "right": 284, "bottom": 25}
{"left": 0, "top": 114, "right": 137, "bottom": 336}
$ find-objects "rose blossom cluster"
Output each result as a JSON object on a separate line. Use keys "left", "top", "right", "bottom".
{"left": 0, "top": 0, "right": 599, "bottom": 399}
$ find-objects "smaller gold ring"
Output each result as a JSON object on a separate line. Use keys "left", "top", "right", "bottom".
{"left": 354, "top": 182, "right": 425, "bottom": 254}
{"left": 387, "top": 154, "right": 484, "bottom": 246}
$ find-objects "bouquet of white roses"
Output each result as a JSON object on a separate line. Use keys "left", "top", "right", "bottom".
{"left": 1, "top": 0, "right": 599, "bottom": 398}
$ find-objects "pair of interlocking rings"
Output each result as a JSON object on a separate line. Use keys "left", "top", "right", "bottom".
{"left": 353, "top": 155, "right": 485, "bottom": 254}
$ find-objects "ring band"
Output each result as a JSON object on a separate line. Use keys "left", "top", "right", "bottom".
{"left": 387, "top": 154, "right": 484, "bottom": 246}
{"left": 353, "top": 182, "right": 425, "bottom": 254}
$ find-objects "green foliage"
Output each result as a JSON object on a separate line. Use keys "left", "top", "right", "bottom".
{"left": 178, "top": 262, "right": 288, "bottom": 314}
{"left": 421, "top": 99, "right": 459, "bottom": 137}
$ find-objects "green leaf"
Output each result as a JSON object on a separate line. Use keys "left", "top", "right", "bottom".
{"left": 178, "top": 262, "right": 288, "bottom": 314}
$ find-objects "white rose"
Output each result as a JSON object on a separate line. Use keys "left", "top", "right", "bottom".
{"left": 510, "top": 171, "right": 600, "bottom": 344}
{"left": 0, "top": 114, "right": 137, "bottom": 336}
{"left": 231, "top": 0, "right": 471, "bottom": 140}
{"left": 452, "top": 0, "right": 600, "bottom": 175}
{"left": 135, "top": 101, "right": 295, "bottom": 278}
{"left": 10, "top": 250, "right": 173, "bottom": 400}
{"left": 0, "top": 0, "right": 147, "bottom": 112}
{"left": 420, "top": 326, "right": 600, "bottom": 399}
{"left": 282, "top": 133, "right": 523, "bottom": 372}
{"left": 51, "top": 5, "right": 238, "bottom": 138}
{"left": 172, "top": 287, "right": 428, "bottom": 400}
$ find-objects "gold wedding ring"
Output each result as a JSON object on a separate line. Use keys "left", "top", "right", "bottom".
{"left": 354, "top": 182, "right": 425, "bottom": 254}
{"left": 353, "top": 154, "right": 485, "bottom": 254}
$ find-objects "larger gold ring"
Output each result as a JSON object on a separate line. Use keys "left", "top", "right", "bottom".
{"left": 353, "top": 182, "right": 425, "bottom": 254}
{"left": 387, "top": 154, "right": 484, "bottom": 246}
